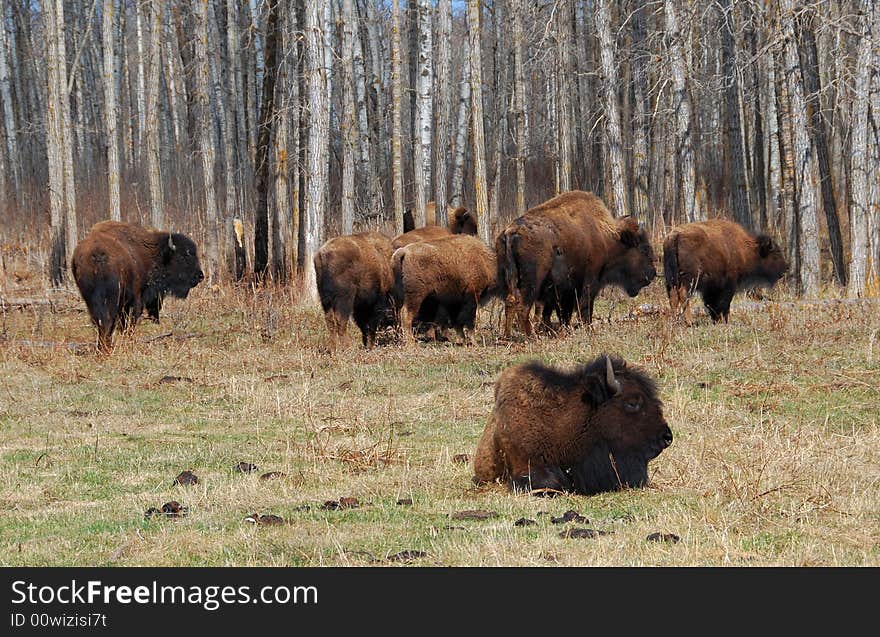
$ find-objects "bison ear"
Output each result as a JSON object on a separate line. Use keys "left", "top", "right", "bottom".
{"left": 757, "top": 235, "right": 774, "bottom": 258}
{"left": 617, "top": 217, "right": 641, "bottom": 248}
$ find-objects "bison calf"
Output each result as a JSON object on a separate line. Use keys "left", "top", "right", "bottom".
{"left": 314, "top": 231, "right": 397, "bottom": 351}
{"left": 473, "top": 355, "right": 673, "bottom": 495}
{"left": 663, "top": 219, "right": 788, "bottom": 324}
{"left": 71, "top": 221, "right": 204, "bottom": 352}
{"left": 392, "top": 234, "right": 496, "bottom": 344}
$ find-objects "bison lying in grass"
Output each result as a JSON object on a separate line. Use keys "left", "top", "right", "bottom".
{"left": 71, "top": 221, "right": 204, "bottom": 352}
{"left": 314, "top": 231, "right": 397, "bottom": 351}
{"left": 393, "top": 234, "right": 496, "bottom": 344}
{"left": 663, "top": 218, "right": 788, "bottom": 324}
{"left": 473, "top": 355, "right": 673, "bottom": 495}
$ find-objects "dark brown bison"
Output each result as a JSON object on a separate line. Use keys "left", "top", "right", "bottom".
{"left": 314, "top": 231, "right": 397, "bottom": 351}
{"left": 402, "top": 201, "right": 473, "bottom": 232}
{"left": 392, "top": 234, "right": 497, "bottom": 344}
{"left": 71, "top": 220, "right": 204, "bottom": 352}
{"left": 497, "top": 190, "right": 657, "bottom": 337}
{"left": 394, "top": 206, "right": 477, "bottom": 250}
{"left": 663, "top": 219, "right": 788, "bottom": 324}
{"left": 473, "top": 355, "right": 673, "bottom": 495}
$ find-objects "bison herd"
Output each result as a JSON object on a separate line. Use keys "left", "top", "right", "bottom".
{"left": 70, "top": 189, "right": 789, "bottom": 497}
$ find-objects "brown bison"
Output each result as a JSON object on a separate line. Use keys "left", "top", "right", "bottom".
{"left": 71, "top": 220, "right": 204, "bottom": 352}
{"left": 663, "top": 219, "right": 788, "bottom": 324}
{"left": 473, "top": 355, "right": 673, "bottom": 495}
{"left": 392, "top": 234, "right": 497, "bottom": 344}
{"left": 497, "top": 191, "right": 657, "bottom": 337}
{"left": 314, "top": 231, "right": 397, "bottom": 351}
{"left": 393, "top": 206, "right": 477, "bottom": 250}
{"left": 402, "top": 201, "right": 472, "bottom": 232}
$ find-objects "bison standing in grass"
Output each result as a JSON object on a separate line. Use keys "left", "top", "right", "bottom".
{"left": 314, "top": 231, "right": 397, "bottom": 351}
{"left": 393, "top": 206, "right": 477, "bottom": 250}
{"left": 497, "top": 190, "right": 657, "bottom": 337}
{"left": 663, "top": 219, "right": 788, "bottom": 324}
{"left": 71, "top": 221, "right": 204, "bottom": 353}
{"left": 392, "top": 234, "right": 496, "bottom": 344}
{"left": 473, "top": 355, "right": 673, "bottom": 495}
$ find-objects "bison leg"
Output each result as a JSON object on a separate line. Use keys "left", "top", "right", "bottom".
{"left": 668, "top": 285, "right": 693, "bottom": 325}
{"left": 399, "top": 295, "right": 422, "bottom": 344}
{"left": 704, "top": 286, "right": 735, "bottom": 323}
{"left": 323, "top": 296, "right": 353, "bottom": 353}
{"left": 510, "top": 464, "right": 573, "bottom": 496}
{"left": 96, "top": 318, "right": 116, "bottom": 354}
{"left": 472, "top": 416, "right": 505, "bottom": 485}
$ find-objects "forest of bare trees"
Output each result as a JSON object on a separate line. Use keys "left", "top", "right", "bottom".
{"left": 0, "top": 0, "right": 879, "bottom": 298}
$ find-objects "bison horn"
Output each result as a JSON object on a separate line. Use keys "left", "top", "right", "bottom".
{"left": 168, "top": 234, "right": 176, "bottom": 251}
{"left": 606, "top": 356, "right": 621, "bottom": 396}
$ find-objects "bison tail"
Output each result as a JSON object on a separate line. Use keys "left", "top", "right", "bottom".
{"left": 391, "top": 248, "right": 407, "bottom": 306}
{"left": 313, "top": 251, "right": 333, "bottom": 312}
{"left": 663, "top": 234, "right": 680, "bottom": 293}
{"left": 497, "top": 231, "right": 521, "bottom": 305}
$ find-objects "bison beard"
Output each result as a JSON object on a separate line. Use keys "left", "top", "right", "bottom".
{"left": 71, "top": 221, "right": 204, "bottom": 352}
{"left": 473, "top": 355, "right": 673, "bottom": 496}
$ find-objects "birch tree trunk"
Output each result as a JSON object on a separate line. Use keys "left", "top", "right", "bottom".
{"left": 720, "top": 0, "right": 749, "bottom": 229}
{"left": 432, "top": 0, "right": 452, "bottom": 224}
{"left": 340, "top": 0, "right": 357, "bottom": 234}
{"left": 798, "top": 11, "right": 846, "bottom": 286}
{"left": 390, "top": 0, "right": 405, "bottom": 233}
{"left": 512, "top": 0, "right": 526, "bottom": 215}
{"left": 556, "top": 1, "right": 571, "bottom": 193}
{"left": 665, "top": 0, "right": 699, "bottom": 223}
{"left": 780, "top": 0, "right": 821, "bottom": 296}
{"left": 596, "top": 0, "right": 627, "bottom": 217}
{"left": 102, "top": 0, "right": 120, "bottom": 220}
{"left": 468, "top": 0, "right": 489, "bottom": 244}
{"left": 224, "top": 0, "right": 243, "bottom": 278}
{"left": 135, "top": 0, "right": 146, "bottom": 157}
{"left": 303, "top": 0, "right": 329, "bottom": 300}
{"left": 46, "top": 0, "right": 66, "bottom": 284}
{"left": 272, "top": 2, "right": 290, "bottom": 282}
{"left": 412, "top": 0, "right": 433, "bottom": 228}
{"left": 194, "top": 0, "right": 219, "bottom": 280}
{"left": 450, "top": 41, "right": 471, "bottom": 208}
{"left": 56, "top": 0, "right": 77, "bottom": 262}
{"left": 228, "top": 0, "right": 248, "bottom": 200}
{"left": 351, "top": 0, "right": 379, "bottom": 216}
{"left": 0, "top": 0, "right": 19, "bottom": 199}
{"left": 253, "top": 0, "right": 279, "bottom": 279}
{"left": 630, "top": 0, "right": 650, "bottom": 223}
{"left": 848, "top": 0, "right": 872, "bottom": 297}
{"left": 145, "top": 0, "right": 164, "bottom": 228}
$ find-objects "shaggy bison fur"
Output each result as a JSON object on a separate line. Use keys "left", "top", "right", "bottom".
{"left": 393, "top": 206, "right": 477, "bottom": 250}
{"left": 392, "top": 234, "right": 497, "bottom": 344}
{"left": 314, "top": 231, "right": 397, "bottom": 351}
{"left": 71, "top": 221, "right": 204, "bottom": 352}
{"left": 663, "top": 219, "right": 788, "bottom": 324}
{"left": 473, "top": 355, "right": 673, "bottom": 495}
{"left": 496, "top": 191, "right": 656, "bottom": 337}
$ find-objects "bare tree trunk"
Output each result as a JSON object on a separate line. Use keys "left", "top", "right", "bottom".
{"left": 512, "top": 0, "right": 526, "bottom": 215}
{"left": 272, "top": 1, "right": 291, "bottom": 282}
{"left": 596, "top": 0, "right": 627, "bottom": 217}
{"left": 720, "top": 0, "right": 750, "bottom": 229}
{"left": 351, "top": 0, "right": 379, "bottom": 217}
{"left": 798, "top": 11, "right": 846, "bottom": 286}
{"left": 0, "top": 0, "right": 19, "bottom": 199}
{"left": 630, "top": 0, "right": 650, "bottom": 222}
{"left": 849, "top": 0, "right": 872, "bottom": 297}
{"left": 780, "top": 0, "right": 821, "bottom": 296}
{"left": 134, "top": 0, "right": 146, "bottom": 157}
{"left": 102, "top": 0, "right": 120, "bottom": 221}
{"left": 225, "top": 0, "right": 243, "bottom": 279}
{"left": 228, "top": 0, "right": 248, "bottom": 203}
{"left": 468, "top": 0, "right": 489, "bottom": 243}
{"left": 390, "top": 0, "right": 405, "bottom": 232}
{"left": 146, "top": 0, "right": 164, "bottom": 228}
{"left": 46, "top": 0, "right": 66, "bottom": 284}
{"left": 412, "top": 0, "right": 433, "bottom": 228}
{"left": 745, "top": 8, "right": 767, "bottom": 229}
{"left": 433, "top": 0, "right": 452, "bottom": 224}
{"left": 450, "top": 41, "right": 471, "bottom": 208}
{"left": 340, "top": 0, "right": 357, "bottom": 234}
{"left": 665, "top": 0, "right": 699, "bottom": 223}
{"left": 56, "top": 0, "right": 77, "bottom": 263}
{"left": 253, "top": 0, "right": 279, "bottom": 279}
{"left": 303, "top": 0, "right": 329, "bottom": 300}
{"left": 556, "top": 1, "right": 571, "bottom": 193}
{"left": 193, "top": 0, "right": 220, "bottom": 280}
{"left": 765, "top": 38, "right": 782, "bottom": 233}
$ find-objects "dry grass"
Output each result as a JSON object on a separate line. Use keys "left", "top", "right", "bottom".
{"left": 1, "top": 252, "right": 878, "bottom": 566}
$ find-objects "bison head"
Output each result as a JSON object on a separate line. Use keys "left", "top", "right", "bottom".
{"left": 605, "top": 217, "right": 657, "bottom": 297}
{"left": 754, "top": 234, "right": 788, "bottom": 285}
{"left": 161, "top": 233, "right": 205, "bottom": 298}
{"left": 571, "top": 356, "right": 672, "bottom": 494}
{"left": 449, "top": 207, "right": 477, "bottom": 236}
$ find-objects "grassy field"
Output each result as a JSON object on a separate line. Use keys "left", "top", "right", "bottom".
{"left": 1, "top": 255, "right": 879, "bottom": 566}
